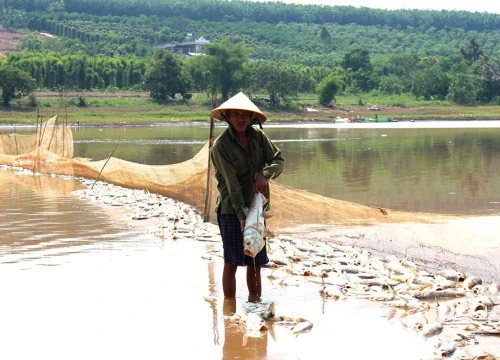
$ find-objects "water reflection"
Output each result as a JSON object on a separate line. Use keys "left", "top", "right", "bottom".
{"left": 0, "top": 167, "right": 443, "bottom": 359}
{"left": 6, "top": 122, "right": 500, "bottom": 214}
{"left": 67, "top": 124, "right": 500, "bottom": 215}
{"left": 222, "top": 298, "right": 269, "bottom": 359}
{"left": 0, "top": 168, "right": 150, "bottom": 267}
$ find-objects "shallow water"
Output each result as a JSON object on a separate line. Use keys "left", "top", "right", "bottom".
{"left": 69, "top": 121, "right": 500, "bottom": 215}
{"left": 2, "top": 121, "right": 500, "bottom": 358}
{"left": 5, "top": 121, "right": 500, "bottom": 214}
{"left": 0, "top": 167, "right": 439, "bottom": 359}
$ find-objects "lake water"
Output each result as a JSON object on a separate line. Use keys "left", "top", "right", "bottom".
{"left": 0, "top": 167, "right": 437, "bottom": 360}
{"left": 69, "top": 120, "right": 500, "bottom": 215}
{"left": 1, "top": 120, "right": 499, "bottom": 359}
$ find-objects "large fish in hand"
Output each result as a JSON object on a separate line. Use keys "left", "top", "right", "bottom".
{"left": 243, "top": 192, "right": 267, "bottom": 258}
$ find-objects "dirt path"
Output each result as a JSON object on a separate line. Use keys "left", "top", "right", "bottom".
{"left": 0, "top": 29, "right": 24, "bottom": 57}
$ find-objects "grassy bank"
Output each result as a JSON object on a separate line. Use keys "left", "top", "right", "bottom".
{"left": 1, "top": 91, "right": 499, "bottom": 126}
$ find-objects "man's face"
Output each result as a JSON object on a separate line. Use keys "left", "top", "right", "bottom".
{"left": 227, "top": 110, "right": 254, "bottom": 133}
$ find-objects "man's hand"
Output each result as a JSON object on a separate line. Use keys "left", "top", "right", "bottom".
{"left": 240, "top": 219, "right": 245, "bottom": 232}
{"left": 253, "top": 174, "right": 268, "bottom": 194}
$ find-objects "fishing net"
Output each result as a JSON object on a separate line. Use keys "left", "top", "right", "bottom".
{"left": 0, "top": 115, "right": 73, "bottom": 158}
{"left": 1, "top": 117, "right": 499, "bottom": 281}
{"left": 0, "top": 118, "right": 447, "bottom": 229}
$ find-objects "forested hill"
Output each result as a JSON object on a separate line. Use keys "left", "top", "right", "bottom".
{"left": 1, "top": 0, "right": 500, "bottom": 106}
{"left": 5, "top": 0, "right": 500, "bottom": 31}
{"left": 2, "top": 0, "right": 499, "bottom": 67}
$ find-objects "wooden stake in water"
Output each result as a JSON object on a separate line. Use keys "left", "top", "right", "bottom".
{"left": 91, "top": 143, "right": 118, "bottom": 190}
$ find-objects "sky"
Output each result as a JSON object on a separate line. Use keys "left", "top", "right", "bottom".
{"left": 257, "top": 0, "right": 500, "bottom": 14}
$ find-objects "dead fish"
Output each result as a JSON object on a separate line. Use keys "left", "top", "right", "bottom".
{"left": 434, "top": 276, "right": 458, "bottom": 290}
{"left": 463, "top": 275, "right": 482, "bottom": 289}
{"left": 421, "top": 321, "right": 444, "bottom": 337}
{"left": 472, "top": 284, "right": 488, "bottom": 296}
{"left": 385, "top": 260, "right": 409, "bottom": 275}
{"left": 472, "top": 296, "right": 495, "bottom": 311}
{"left": 346, "top": 275, "right": 396, "bottom": 287}
{"left": 454, "top": 301, "right": 470, "bottom": 316}
{"left": 245, "top": 312, "right": 268, "bottom": 334}
{"left": 436, "top": 269, "right": 466, "bottom": 282}
{"left": 295, "top": 243, "right": 318, "bottom": 253}
{"left": 320, "top": 284, "right": 345, "bottom": 300}
{"left": 291, "top": 321, "right": 313, "bottom": 334}
{"left": 243, "top": 193, "right": 267, "bottom": 258}
{"left": 412, "top": 289, "right": 466, "bottom": 299}
{"left": 402, "top": 313, "right": 428, "bottom": 331}
{"left": 261, "top": 302, "right": 275, "bottom": 320}
{"left": 269, "top": 257, "right": 289, "bottom": 266}
{"left": 439, "top": 341, "right": 457, "bottom": 357}
{"left": 488, "top": 283, "right": 500, "bottom": 295}
{"left": 436, "top": 300, "right": 453, "bottom": 317}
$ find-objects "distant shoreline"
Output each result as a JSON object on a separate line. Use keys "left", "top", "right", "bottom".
{"left": 2, "top": 119, "right": 500, "bottom": 130}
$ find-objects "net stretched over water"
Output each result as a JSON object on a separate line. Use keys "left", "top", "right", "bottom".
{"left": 0, "top": 115, "right": 73, "bottom": 158}
{"left": 3, "top": 117, "right": 500, "bottom": 282}
{"left": 0, "top": 117, "right": 446, "bottom": 230}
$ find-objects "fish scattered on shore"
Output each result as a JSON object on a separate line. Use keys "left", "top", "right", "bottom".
{"left": 73, "top": 178, "right": 499, "bottom": 358}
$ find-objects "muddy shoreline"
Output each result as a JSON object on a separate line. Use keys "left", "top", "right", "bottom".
{"left": 70, "top": 177, "right": 499, "bottom": 359}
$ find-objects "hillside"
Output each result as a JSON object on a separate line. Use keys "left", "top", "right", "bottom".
{"left": 2, "top": 0, "right": 500, "bottom": 65}
{"left": 0, "top": 29, "right": 24, "bottom": 57}
{"left": 1, "top": 0, "right": 499, "bottom": 109}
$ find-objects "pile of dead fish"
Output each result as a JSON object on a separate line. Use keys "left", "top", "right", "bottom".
{"left": 73, "top": 179, "right": 499, "bottom": 358}
{"left": 73, "top": 179, "right": 221, "bottom": 243}
{"left": 265, "top": 235, "right": 499, "bottom": 359}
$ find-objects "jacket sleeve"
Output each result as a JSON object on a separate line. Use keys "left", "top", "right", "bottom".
{"left": 260, "top": 133, "right": 285, "bottom": 180}
{"left": 210, "top": 142, "right": 248, "bottom": 221}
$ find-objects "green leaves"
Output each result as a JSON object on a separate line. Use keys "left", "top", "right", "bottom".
{"left": 143, "top": 49, "right": 190, "bottom": 102}
{"left": 0, "top": 65, "right": 36, "bottom": 106}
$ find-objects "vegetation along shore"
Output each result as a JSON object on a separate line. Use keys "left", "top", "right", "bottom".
{"left": 1, "top": 0, "right": 500, "bottom": 126}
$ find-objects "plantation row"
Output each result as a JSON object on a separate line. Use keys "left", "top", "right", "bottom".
{"left": 28, "top": 15, "right": 161, "bottom": 45}
{"left": 4, "top": 51, "right": 146, "bottom": 90}
{"left": 6, "top": 0, "right": 500, "bottom": 31}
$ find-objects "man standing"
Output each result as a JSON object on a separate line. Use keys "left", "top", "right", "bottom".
{"left": 210, "top": 92, "right": 284, "bottom": 299}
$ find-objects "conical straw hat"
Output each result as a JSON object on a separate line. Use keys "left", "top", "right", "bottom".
{"left": 211, "top": 92, "right": 267, "bottom": 123}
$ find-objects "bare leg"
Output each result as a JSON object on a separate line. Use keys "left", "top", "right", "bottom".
{"left": 223, "top": 264, "right": 238, "bottom": 298}
{"left": 223, "top": 297, "right": 237, "bottom": 316}
{"left": 246, "top": 265, "right": 262, "bottom": 297}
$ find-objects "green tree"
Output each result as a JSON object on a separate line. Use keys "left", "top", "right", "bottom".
{"left": 447, "top": 61, "right": 481, "bottom": 104}
{"left": 0, "top": 65, "right": 37, "bottom": 106}
{"left": 411, "top": 59, "right": 449, "bottom": 100}
{"left": 319, "top": 26, "right": 331, "bottom": 51}
{"left": 185, "top": 56, "right": 210, "bottom": 93}
{"left": 379, "top": 75, "right": 406, "bottom": 95}
{"left": 460, "top": 38, "right": 484, "bottom": 64}
{"left": 204, "top": 40, "right": 248, "bottom": 101}
{"left": 342, "top": 48, "right": 375, "bottom": 92}
{"left": 0, "top": 6, "right": 28, "bottom": 30}
{"left": 342, "top": 48, "right": 372, "bottom": 73}
{"left": 248, "top": 61, "right": 301, "bottom": 106}
{"left": 384, "top": 54, "right": 419, "bottom": 92}
{"left": 317, "top": 74, "right": 343, "bottom": 106}
{"left": 47, "top": 0, "right": 65, "bottom": 12}
{"left": 20, "top": 34, "right": 44, "bottom": 52}
{"left": 143, "top": 49, "right": 190, "bottom": 102}
{"left": 159, "top": 26, "right": 172, "bottom": 43}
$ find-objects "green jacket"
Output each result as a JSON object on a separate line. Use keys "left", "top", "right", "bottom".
{"left": 210, "top": 125, "right": 284, "bottom": 221}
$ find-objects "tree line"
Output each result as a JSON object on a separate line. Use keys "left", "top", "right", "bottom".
{"left": 0, "top": 0, "right": 499, "bottom": 106}
{"left": 1, "top": 37, "right": 499, "bottom": 106}
{"left": 5, "top": 0, "right": 500, "bottom": 31}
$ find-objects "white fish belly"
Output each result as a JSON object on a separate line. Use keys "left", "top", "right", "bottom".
{"left": 243, "top": 193, "right": 266, "bottom": 258}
